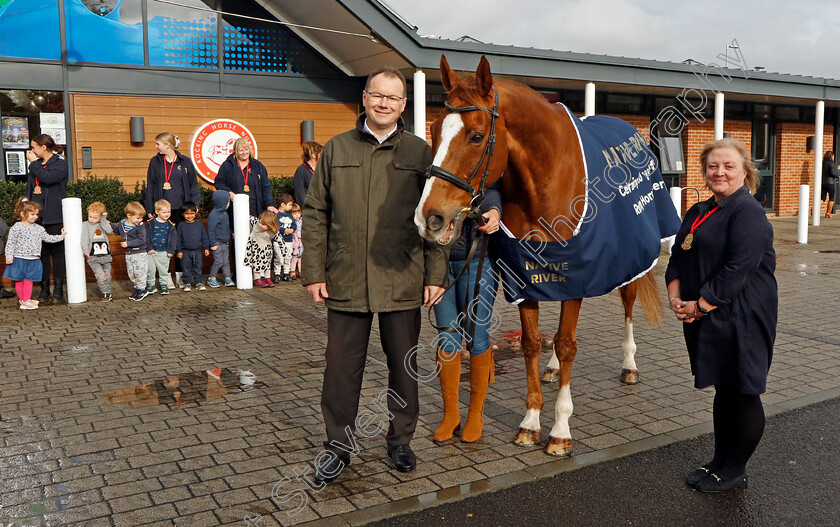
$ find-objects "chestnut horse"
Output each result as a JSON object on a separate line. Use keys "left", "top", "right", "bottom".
{"left": 416, "top": 56, "right": 669, "bottom": 457}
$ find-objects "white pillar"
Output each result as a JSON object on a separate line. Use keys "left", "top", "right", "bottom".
{"left": 813, "top": 100, "right": 825, "bottom": 227}
{"left": 667, "top": 186, "right": 682, "bottom": 253}
{"left": 233, "top": 194, "right": 252, "bottom": 290}
{"left": 714, "top": 92, "right": 724, "bottom": 140}
{"left": 798, "top": 184, "right": 810, "bottom": 244}
{"left": 62, "top": 197, "right": 86, "bottom": 304}
{"left": 584, "top": 82, "right": 595, "bottom": 117}
{"left": 413, "top": 69, "right": 426, "bottom": 141}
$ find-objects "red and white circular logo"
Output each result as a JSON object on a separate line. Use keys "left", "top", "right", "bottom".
{"left": 190, "top": 119, "right": 258, "bottom": 184}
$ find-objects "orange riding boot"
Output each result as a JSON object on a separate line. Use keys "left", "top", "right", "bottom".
{"left": 433, "top": 347, "right": 462, "bottom": 442}
{"left": 461, "top": 348, "right": 494, "bottom": 443}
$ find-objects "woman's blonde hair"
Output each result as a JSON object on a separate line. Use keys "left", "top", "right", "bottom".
{"left": 14, "top": 197, "right": 40, "bottom": 220}
{"left": 699, "top": 138, "right": 759, "bottom": 194}
{"left": 155, "top": 132, "right": 179, "bottom": 151}
{"left": 258, "top": 210, "right": 279, "bottom": 236}
{"left": 233, "top": 138, "right": 254, "bottom": 158}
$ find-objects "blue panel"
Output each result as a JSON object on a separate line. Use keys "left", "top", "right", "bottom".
{"left": 65, "top": 0, "right": 144, "bottom": 64}
{"left": 147, "top": 10, "right": 218, "bottom": 68}
{"left": 0, "top": 0, "right": 61, "bottom": 60}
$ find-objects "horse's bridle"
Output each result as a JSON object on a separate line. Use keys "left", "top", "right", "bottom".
{"left": 425, "top": 87, "right": 500, "bottom": 215}
{"left": 423, "top": 88, "right": 500, "bottom": 351}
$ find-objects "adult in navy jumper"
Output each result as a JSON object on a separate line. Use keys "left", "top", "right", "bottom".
{"left": 145, "top": 132, "right": 200, "bottom": 224}
{"left": 175, "top": 203, "right": 210, "bottom": 287}
{"left": 26, "top": 133, "right": 68, "bottom": 304}
{"left": 214, "top": 138, "right": 277, "bottom": 219}
{"left": 214, "top": 138, "right": 277, "bottom": 283}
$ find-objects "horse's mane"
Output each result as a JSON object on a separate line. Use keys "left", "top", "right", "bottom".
{"left": 455, "top": 75, "right": 559, "bottom": 113}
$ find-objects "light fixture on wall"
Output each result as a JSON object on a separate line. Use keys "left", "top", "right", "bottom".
{"left": 130, "top": 117, "right": 145, "bottom": 143}
{"left": 301, "top": 120, "right": 314, "bottom": 143}
{"left": 806, "top": 135, "right": 815, "bottom": 152}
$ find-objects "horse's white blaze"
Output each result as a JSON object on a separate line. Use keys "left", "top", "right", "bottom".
{"left": 621, "top": 317, "right": 638, "bottom": 370}
{"left": 414, "top": 114, "right": 464, "bottom": 232}
{"left": 519, "top": 408, "right": 541, "bottom": 431}
{"left": 546, "top": 351, "right": 560, "bottom": 371}
{"left": 549, "top": 384, "right": 573, "bottom": 439}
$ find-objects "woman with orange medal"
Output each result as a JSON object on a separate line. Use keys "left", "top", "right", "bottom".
{"left": 214, "top": 138, "right": 276, "bottom": 220}
{"left": 144, "top": 132, "right": 200, "bottom": 225}
{"left": 666, "top": 138, "right": 777, "bottom": 493}
{"left": 145, "top": 132, "right": 200, "bottom": 288}
{"left": 214, "top": 138, "right": 276, "bottom": 285}
{"left": 26, "top": 133, "right": 68, "bottom": 304}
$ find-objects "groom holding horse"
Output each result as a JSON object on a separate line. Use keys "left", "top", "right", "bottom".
{"left": 302, "top": 66, "right": 448, "bottom": 483}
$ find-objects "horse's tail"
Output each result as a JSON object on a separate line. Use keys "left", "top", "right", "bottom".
{"left": 637, "top": 271, "right": 663, "bottom": 326}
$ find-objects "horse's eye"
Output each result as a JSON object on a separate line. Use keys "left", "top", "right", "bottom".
{"left": 469, "top": 133, "right": 485, "bottom": 144}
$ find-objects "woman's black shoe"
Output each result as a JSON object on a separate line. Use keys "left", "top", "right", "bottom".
{"left": 685, "top": 466, "right": 710, "bottom": 487}
{"left": 0, "top": 288, "right": 15, "bottom": 299}
{"left": 695, "top": 472, "right": 748, "bottom": 493}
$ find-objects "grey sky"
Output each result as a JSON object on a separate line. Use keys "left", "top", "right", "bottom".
{"left": 383, "top": 0, "right": 840, "bottom": 79}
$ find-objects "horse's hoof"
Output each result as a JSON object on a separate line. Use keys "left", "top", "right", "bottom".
{"left": 513, "top": 428, "right": 541, "bottom": 446}
{"left": 545, "top": 437, "right": 572, "bottom": 457}
{"left": 541, "top": 367, "right": 559, "bottom": 383}
{"left": 620, "top": 368, "right": 640, "bottom": 385}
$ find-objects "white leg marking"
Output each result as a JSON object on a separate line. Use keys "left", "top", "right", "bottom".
{"left": 414, "top": 114, "right": 464, "bottom": 230}
{"left": 546, "top": 351, "right": 560, "bottom": 371}
{"left": 622, "top": 317, "right": 637, "bottom": 370}
{"left": 518, "top": 408, "right": 541, "bottom": 431}
{"left": 549, "top": 384, "right": 573, "bottom": 439}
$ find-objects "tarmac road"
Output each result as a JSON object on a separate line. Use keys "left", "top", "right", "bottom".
{"left": 369, "top": 396, "right": 840, "bottom": 527}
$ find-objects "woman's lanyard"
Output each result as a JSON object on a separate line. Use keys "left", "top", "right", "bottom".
{"left": 304, "top": 162, "right": 314, "bottom": 174}
{"left": 33, "top": 159, "right": 47, "bottom": 194}
{"left": 163, "top": 158, "right": 175, "bottom": 190}
{"left": 681, "top": 204, "right": 719, "bottom": 250}
{"left": 241, "top": 163, "right": 250, "bottom": 192}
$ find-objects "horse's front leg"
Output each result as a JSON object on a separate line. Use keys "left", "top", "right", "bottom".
{"left": 546, "top": 298, "right": 582, "bottom": 457}
{"left": 619, "top": 283, "right": 640, "bottom": 385}
{"left": 514, "top": 300, "right": 543, "bottom": 446}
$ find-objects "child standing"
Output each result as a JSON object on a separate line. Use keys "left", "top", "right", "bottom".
{"left": 3, "top": 198, "right": 66, "bottom": 310}
{"left": 273, "top": 193, "right": 296, "bottom": 282}
{"left": 146, "top": 199, "right": 178, "bottom": 295}
{"left": 111, "top": 201, "right": 151, "bottom": 302}
{"left": 245, "top": 211, "right": 279, "bottom": 287}
{"left": 81, "top": 202, "right": 114, "bottom": 302}
{"left": 289, "top": 203, "right": 303, "bottom": 280}
{"left": 175, "top": 202, "right": 209, "bottom": 292}
{"left": 206, "top": 190, "right": 233, "bottom": 288}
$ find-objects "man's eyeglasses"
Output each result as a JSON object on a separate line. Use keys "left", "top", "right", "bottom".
{"left": 365, "top": 92, "right": 405, "bottom": 104}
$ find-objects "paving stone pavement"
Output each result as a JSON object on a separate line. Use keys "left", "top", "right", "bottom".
{"left": 0, "top": 217, "right": 838, "bottom": 527}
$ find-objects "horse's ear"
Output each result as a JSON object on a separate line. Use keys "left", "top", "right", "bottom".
{"left": 475, "top": 56, "right": 493, "bottom": 96}
{"left": 440, "top": 55, "right": 460, "bottom": 93}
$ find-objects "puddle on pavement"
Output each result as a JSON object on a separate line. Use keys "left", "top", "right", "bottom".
{"left": 100, "top": 368, "right": 266, "bottom": 409}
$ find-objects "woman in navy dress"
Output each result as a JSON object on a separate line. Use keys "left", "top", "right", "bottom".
{"left": 665, "top": 138, "right": 777, "bottom": 493}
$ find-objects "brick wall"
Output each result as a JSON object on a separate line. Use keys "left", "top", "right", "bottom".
{"left": 775, "top": 123, "right": 834, "bottom": 216}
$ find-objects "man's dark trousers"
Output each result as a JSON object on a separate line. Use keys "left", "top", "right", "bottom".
{"left": 321, "top": 308, "right": 421, "bottom": 452}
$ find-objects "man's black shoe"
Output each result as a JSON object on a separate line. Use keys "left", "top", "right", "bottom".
{"left": 313, "top": 452, "right": 350, "bottom": 484}
{"left": 0, "top": 288, "right": 15, "bottom": 299}
{"left": 386, "top": 443, "right": 416, "bottom": 472}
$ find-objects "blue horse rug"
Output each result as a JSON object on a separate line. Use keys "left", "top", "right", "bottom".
{"left": 492, "top": 105, "right": 681, "bottom": 303}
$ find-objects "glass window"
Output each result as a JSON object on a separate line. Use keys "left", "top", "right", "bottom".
{"left": 0, "top": 89, "right": 65, "bottom": 182}
{"left": 0, "top": 0, "right": 61, "bottom": 60}
{"left": 65, "top": 0, "right": 144, "bottom": 64}
{"left": 659, "top": 136, "right": 685, "bottom": 174}
{"left": 752, "top": 121, "right": 775, "bottom": 210}
{"left": 148, "top": 0, "right": 218, "bottom": 69}
{"left": 605, "top": 94, "right": 644, "bottom": 114}
{"left": 775, "top": 106, "right": 800, "bottom": 121}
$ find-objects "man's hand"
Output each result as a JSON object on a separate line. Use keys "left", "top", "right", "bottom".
{"left": 177, "top": 252, "right": 183, "bottom": 259}
{"left": 148, "top": 249, "right": 155, "bottom": 254}
{"left": 211, "top": 245, "right": 218, "bottom": 251}
{"left": 424, "top": 285, "right": 446, "bottom": 307}
{"left": 306, "top": 282, "right": 329, "bottom": 302}
{"left": 120, "top": 241, "right": 127, "bottom": 248}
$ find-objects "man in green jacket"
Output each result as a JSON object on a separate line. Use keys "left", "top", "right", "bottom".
{"left": 302, "top": 66, "right": 448, "bottom": 484}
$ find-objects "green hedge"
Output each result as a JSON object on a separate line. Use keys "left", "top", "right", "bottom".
{"left": 0, "top": 175, "right": 295, "bottom": 226}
